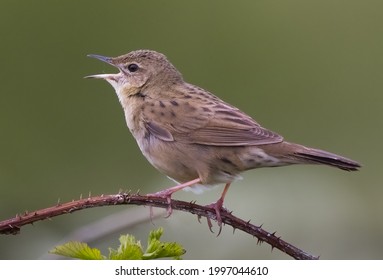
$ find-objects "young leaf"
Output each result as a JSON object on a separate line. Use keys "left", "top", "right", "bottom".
{"left": 50, "top": 228, "right": 185, "bottom": 260}
{"left": 50, "top": 241, "right": 104, "bottom": 260}
{"left": 109, "top": 234, "right": 143, "bottom": 260}
{"left": 143, "top": 227, "right": 185, "bottom": 260}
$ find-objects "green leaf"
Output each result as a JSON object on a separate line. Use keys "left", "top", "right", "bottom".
{"left": 50, "top": 228, "right": 185, "bottom": 260}
{"left": 109, "top": 234, "right": 144, "bottom": 260}
{"left": 143, "top": 227, "right": 185, "bottom": 260}
{"left": 50, "top": 241, "right": 104, "bottom": 260}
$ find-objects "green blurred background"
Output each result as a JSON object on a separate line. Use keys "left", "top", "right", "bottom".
{"left": 0, "top": 0, "right": 381, "bottom": 259}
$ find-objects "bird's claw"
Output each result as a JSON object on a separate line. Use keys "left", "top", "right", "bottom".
{"left": 205, "top": 198, "right": 228, "bottom": 236}
{"left": 148, "top": 191, "right": 173, "bottom": 218}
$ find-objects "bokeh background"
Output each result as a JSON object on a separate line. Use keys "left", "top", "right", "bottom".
{"left": 0, "top": 0, "right": 381, "bottom": 259}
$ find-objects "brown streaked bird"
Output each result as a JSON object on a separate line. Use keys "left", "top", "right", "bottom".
{"left": 86, "top": 50, "right": 361, "bottom": 228}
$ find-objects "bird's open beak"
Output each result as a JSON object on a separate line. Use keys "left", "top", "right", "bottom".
{"left": 85, "top": 54, "right": 119, "bottom": 80}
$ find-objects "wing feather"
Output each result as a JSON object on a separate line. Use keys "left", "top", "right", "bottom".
{"left": 143, "top": 91, "right": 283, "bottom": 146}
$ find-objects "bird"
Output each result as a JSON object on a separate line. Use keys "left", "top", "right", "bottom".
{"left": 86, "top": 50, "right": 361, "bottom": 229}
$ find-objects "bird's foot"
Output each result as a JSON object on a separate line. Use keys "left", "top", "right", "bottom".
{"left": 148, "top": 190, "right": 174, "bottom": 218}
{"left": 147, "top": 178, "right": 202, "bottom": 219}
{"left": 205, "top": 198, "right": 228, "bottom": 236}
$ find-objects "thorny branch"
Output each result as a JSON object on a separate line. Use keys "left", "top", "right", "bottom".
{"left": 0, "top": 192, "right": 318, "bottom": 260}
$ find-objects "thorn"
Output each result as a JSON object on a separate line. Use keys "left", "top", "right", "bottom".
{"left": 57, "top": 198, "right": 61, "bottom": 206}
{"left": 23, "top": 210, "right": 29, "bottom": 216}
{"left": 197, "top": 215, "right": 202, "bottom": 223}
{"left": 206, "top": 217, "right": 214, "bottom": 234}
{"left": 246, "top": 219, "right": 251, "bottom": 225}
{"left": 149, "top": 206, "right": 155, "bottom": 225}
{"left": 136, "top": 189, "right": 141, "bottom": 195}
{"left": 88, "top": 191, "right": 91, "bottom": 198}
{"left": 117, "top": 193, "right": 126, "bottom": 202}
{"left": 216, "top": 223, "right": 223, "bottom": 237}
{"left": 232, "top": 227, "right": 236, "bottom": 234}
{"left": 80, "top": 194, "right": 83, "bottom": 199}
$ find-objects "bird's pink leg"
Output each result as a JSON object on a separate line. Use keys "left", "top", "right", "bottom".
{"left": 148, "top": 178, "right": 201, "bottom": 217}
{"left": 205, "top": 182, "right": 231, "bottom": 235}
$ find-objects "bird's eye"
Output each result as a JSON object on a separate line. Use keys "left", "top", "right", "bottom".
{"left": 127, "top": 63, "right": 139, "bottom": 72}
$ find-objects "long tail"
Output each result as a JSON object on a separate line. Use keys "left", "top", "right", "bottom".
{"left": 292, "top": 145, "right": 361, "bottom": 171}
{"left": 261, "top": 141, "right": 361, "bottom": 171}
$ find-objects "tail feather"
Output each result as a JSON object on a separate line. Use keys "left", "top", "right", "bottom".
{"left": 294, "top": 148, "right": 361, "bottom": 171}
